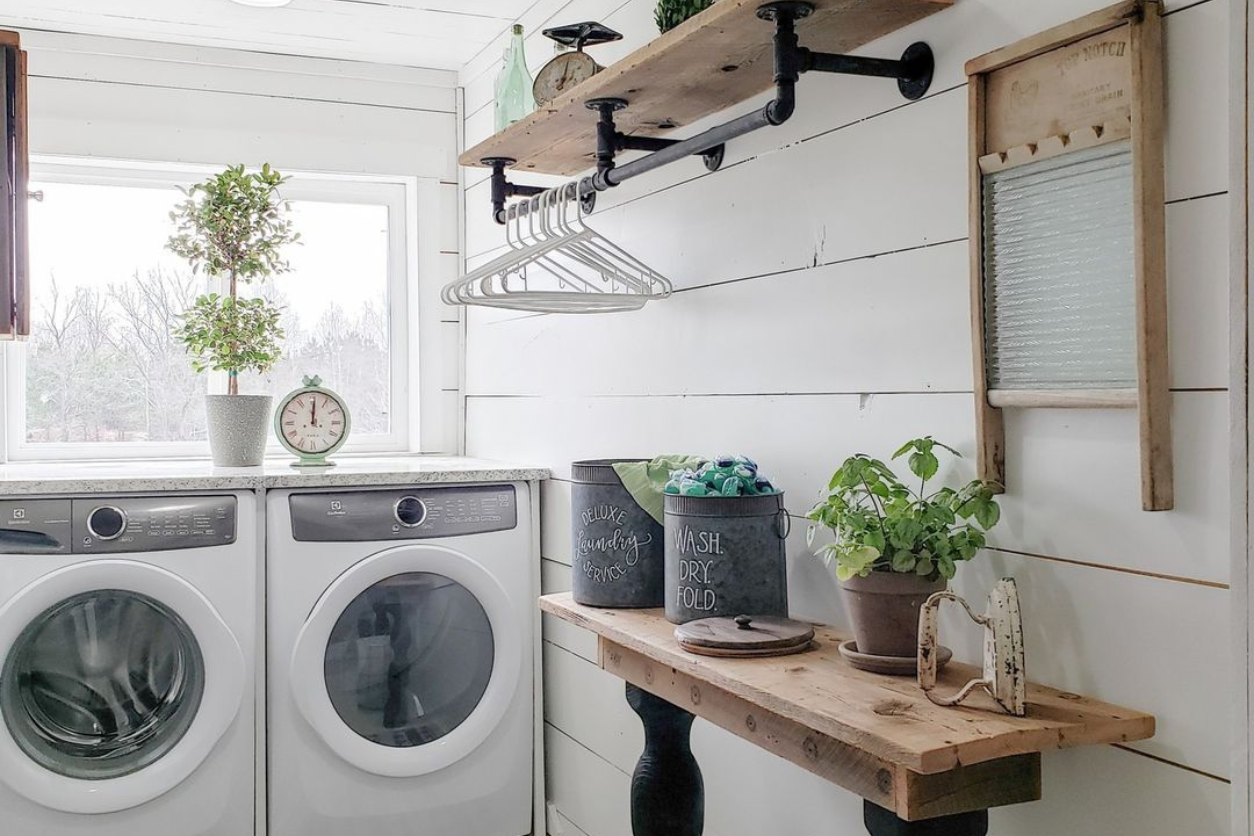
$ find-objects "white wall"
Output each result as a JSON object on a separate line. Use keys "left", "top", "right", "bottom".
{"left": 4, "top": 29, "right": 464, "bottom": 454}
{"left": 459, "top": 1, "right": 1236, "bottom": 834}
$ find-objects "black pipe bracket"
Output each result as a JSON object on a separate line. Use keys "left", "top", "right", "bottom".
{"left": 483, "top": 1, "right": 934, "bottom": 223}
{"left": 758, "top": 1, "right": 934, "bottom": 101}
{"left": 483, "top": 157, "right": 548, "bottom": 224}
{"left": 586, "top": 96, "right": 726, "bottom": 179}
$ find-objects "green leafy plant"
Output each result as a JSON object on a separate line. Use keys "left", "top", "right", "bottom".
{"left": 655, "top": 0, "right": 715, "bottom": 33}
{"left": 174, "top": 294, "right": 283, "bottom": 377}
{"left": 805, "top": 438, "right": 1001, "bottom": 582}
{"left": 167, "top": 164, "right": 298, "bottom": 394}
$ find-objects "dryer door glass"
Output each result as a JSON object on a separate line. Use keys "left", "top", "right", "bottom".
{"left": 0, "top": 589, "right": 205, "bottom": 779}
{"left": 324, "top": 572, "right": 494, "bottom": 748}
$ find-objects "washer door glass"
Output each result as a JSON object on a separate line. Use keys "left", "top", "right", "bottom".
{"left": 0, "top": 589, "right": 205, "bottom": 780}
{"left": 323, "top": 572, "right": 493, "bottom": 748}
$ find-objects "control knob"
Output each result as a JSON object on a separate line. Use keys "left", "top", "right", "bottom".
{"left": 87, "top": 506, "right": 127, "bottom": 541}
{"left": 394, "top": 496, "right": 427, "bottom": 528}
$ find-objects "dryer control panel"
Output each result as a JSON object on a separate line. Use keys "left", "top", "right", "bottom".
{"left": 0, "top": 495, "right": 237, "bottom": 554}
{"left": 290, "top": 485, "right": 517, "bottom": 542}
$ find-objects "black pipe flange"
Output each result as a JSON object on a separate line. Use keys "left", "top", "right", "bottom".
{"left": 897, "top": 42, "right": 935, "bottom": 101}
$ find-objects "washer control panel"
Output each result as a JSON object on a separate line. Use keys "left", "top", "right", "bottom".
{"left": 0, "top": 499, "right": 74, "bottom": 554}
{"left": 290, "top": 485, "right": 517, "bottom": 542}
{"left": 0, "top": 496, "right": 236, "bottom": 554}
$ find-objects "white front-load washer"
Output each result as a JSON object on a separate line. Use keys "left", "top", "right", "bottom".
{"left": 267, "top": 483, "right": 534, "bottom": 836}
{"left": 0, "top": 492, "right": 256, "bottom": 836}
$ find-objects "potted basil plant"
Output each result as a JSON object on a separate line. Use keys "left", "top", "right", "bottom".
{"left": 168, "top": 164, "right": 299, "bottom": 466}
{"left": 806, "top": 438, "right": 1001, "bottom": 660}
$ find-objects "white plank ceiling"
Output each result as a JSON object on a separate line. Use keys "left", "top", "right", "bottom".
{"left": 0, "top": 0, "right": 536, "bottom": 69}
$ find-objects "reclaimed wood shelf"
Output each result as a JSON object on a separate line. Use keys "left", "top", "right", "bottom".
{"left": 540, "top": 592, "right": 1155, "bottom": 824}
{"left": 461, "top": 0, "right": 952, "bottom": 177}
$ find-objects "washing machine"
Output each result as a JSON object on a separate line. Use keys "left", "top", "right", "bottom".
{"left": 0, "top": 492, "right": 256, "bottom": 836}
{"left": 267, "top": 483, "right": 535, "bottom": 836}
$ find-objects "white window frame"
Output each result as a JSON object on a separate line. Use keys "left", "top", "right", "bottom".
{"left": 2, "top": 156, "right": 420, "bottom": 461}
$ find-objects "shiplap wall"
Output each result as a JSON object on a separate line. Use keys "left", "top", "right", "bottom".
{"left": 458, "top": 0, "right": 1236, "bottom": 834}
{"left": 1, "top": 29, "right": 463, "bottom": 454}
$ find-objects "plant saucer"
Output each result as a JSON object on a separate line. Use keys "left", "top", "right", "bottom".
{"left": 838, "top": 639, "right": 952, "bottom": 676}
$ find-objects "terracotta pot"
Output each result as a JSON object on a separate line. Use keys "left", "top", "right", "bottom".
{"left": 840, "top": 571, "right": 947, "bottom": 658}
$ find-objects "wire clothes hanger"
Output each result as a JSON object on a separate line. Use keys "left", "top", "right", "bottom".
{"left": 442, "top": 181, "right": 672, "bottom": 314}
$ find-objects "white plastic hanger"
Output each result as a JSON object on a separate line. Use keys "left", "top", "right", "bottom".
{"left": 442, "top": 181, "right": 672, "bottom": 314}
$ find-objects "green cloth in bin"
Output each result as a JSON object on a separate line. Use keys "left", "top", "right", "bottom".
{"left": 613, "top": 455, "right": 705, "bottom": 526}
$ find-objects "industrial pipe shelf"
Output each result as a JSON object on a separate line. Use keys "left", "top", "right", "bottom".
{"left": 460, "top": 0, "right": 953, "bottom": 178}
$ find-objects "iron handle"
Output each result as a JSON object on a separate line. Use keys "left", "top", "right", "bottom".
{"left": 917, "top": 590, "right": 993, "bottom": 707}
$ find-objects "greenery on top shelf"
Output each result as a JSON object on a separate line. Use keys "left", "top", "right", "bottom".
{"left": 806, "top": 438, "right": 1002, "bottom": 582}
{"left": 655, "top": 0, "right": 716, "bottom": 33}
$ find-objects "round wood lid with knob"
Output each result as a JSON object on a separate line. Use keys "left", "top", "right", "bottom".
{"left": 675, "top": 614, "right": 816, "bottom": 658}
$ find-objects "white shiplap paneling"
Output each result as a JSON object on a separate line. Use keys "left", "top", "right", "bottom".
{"left": 469, "top": 391, "right": 1230, "bottom": 584}
{"left": 460, "top": 0, "right": 1235, "bottom": 833}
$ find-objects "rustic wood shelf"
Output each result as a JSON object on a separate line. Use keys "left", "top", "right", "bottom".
{"left": 540, "top": 592, "right": 1155, "bottom": 826}
{"left": 461, "top": 0, "right": 952, "bottom": 177}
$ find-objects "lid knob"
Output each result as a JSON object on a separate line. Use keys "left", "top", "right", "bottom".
{"left": 734, "top": 615, "right": 753, "bottom": 630}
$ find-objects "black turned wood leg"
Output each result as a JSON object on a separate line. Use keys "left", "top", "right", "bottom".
{"left": 625, "top": 683, "right": 704, "bottom": 836}
{"left": 864, "top": 802, "right": 989, "bottom": 836}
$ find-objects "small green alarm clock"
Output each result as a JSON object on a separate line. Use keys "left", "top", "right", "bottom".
{"left": 275, "top": 375, "right": 351, "bottom": 468}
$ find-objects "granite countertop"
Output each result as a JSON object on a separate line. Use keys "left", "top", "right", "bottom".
{"left": 0, "top": 456, "right": 550, "bottom": 495}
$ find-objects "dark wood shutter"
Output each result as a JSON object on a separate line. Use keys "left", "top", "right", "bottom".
{"left": 1, "top": 30, "right": 28, "bottom": 339}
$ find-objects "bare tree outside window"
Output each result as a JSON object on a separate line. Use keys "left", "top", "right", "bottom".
{"left": 19, "top": 178, "right": 396, "bottom": 449}
{"left": 239, "top": 200, "right": 391, "bottom": 435}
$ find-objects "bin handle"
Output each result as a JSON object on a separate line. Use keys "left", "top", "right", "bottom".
{"left": 775, "top": 508, "right": 791, "bottom": 539}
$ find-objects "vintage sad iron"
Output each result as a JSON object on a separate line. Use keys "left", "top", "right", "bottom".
{"left": 917, "top": 578, "right": 1026, "bottom": 716}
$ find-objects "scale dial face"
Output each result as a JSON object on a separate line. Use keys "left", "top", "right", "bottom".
{"left": 275, "top": 382, "right": 350, "bottom": 462}
{"left": 533, "top": 52, "right": 600, "bottom": 106}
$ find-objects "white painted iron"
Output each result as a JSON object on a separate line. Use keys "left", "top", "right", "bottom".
{"left": 917, "top": 578, "right": 1026, "bottom": 716}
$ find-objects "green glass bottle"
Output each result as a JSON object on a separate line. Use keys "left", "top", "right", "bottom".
{"left": 494, "top": 24, "right": 535, "bottom": 132}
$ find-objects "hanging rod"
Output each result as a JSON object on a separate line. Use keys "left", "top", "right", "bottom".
{"left": 483, "top": 0, "right": 935, "bottom": 224}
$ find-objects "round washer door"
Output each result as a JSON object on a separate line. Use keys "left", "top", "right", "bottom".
{"left": 290, "top": 544, "right": 521, "bottom": 778}
{"left": 0, "top": 560, "right": 245, "bottom": 814}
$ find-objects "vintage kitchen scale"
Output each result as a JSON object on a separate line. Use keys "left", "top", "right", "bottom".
{"left": 533, "top": 22, "right": 623, "bottom": 106}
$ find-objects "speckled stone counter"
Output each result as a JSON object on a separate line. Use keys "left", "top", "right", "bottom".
{"left": 0, "top": 457, "right": 549, "bottom": 495}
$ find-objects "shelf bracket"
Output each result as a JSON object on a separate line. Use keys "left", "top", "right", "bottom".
{"left": 587, "top": 96, "right": 726, "bottom": 182}
{"left": 483, "top": 157, "right": 547, "bottom": 225}
{"left": 482, "top": 0, "right": 934, "bottom": 223}
{"left": 759, "top": 1, "right": 934, "bottom": 103}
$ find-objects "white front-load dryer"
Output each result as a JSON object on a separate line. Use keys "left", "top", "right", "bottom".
{"left": 267, "top": 483, "right": 534, "bottom": 836}
{"left": 0, "top": 492, "right": 256, "bottom": 836}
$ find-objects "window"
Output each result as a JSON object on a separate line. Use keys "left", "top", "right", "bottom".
{"left": 2, "top": 159, "right": 415, "bottom": 460}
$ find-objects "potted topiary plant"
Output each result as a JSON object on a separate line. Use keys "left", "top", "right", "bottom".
{"left": 806, "top": 438, "right": 1001, "bottom": 661}
{"left": 655, "top": 0, "right": 716, "bottom": 33}
{"left": 168, "top": 163, "right": 298, "bottom": 467}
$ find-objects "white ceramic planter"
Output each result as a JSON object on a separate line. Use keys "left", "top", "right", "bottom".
{"left": 205, "top": 394, "right": 272, "bottom": 467}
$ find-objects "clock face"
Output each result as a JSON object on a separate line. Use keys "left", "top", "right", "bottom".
{"left": 278, "top": 389, "right": 348, "bottom": 457}
{"left": 533, "top": 52, "right": 599, "bottom": 106}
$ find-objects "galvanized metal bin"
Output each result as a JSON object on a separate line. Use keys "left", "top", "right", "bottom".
{"left": 571, "top": 459, "right": 665, "bottom": 608}
{"left": 664, "top": 492, "right": 790, "bottom": 624}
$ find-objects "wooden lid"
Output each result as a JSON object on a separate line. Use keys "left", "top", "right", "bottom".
{"left": 675, "top": 615, "right": 815, "bottom": 658}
